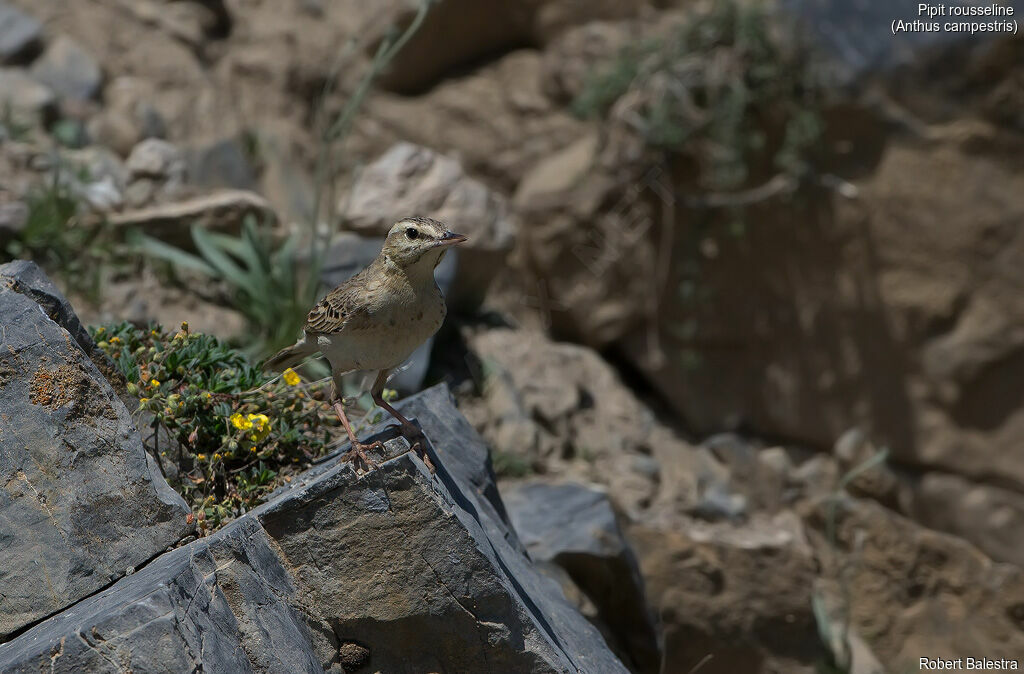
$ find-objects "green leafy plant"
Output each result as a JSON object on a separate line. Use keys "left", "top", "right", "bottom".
{"left": 813, "top": 447, "right": 891, "bottom": 674}
{"left": 491, "top": 449, "right": 533, "bottom": 479}
{"left": 3, "top": 171, "right": 114, "bottom": 300}
{"left": 573, "top": 0, "right": 825, "bottom": 192}
{"left": 92, "top": 321, "right": 341, "bottom": 532}
{"left": 131, "top": 217, "right": 306, "bottom": 355}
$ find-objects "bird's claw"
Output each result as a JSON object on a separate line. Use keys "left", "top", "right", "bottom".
{"left": 406, "top": 438, "right": 435, "bottom": 474}
{"left": 342, "top": 440, "right": 383, "bottom": 473}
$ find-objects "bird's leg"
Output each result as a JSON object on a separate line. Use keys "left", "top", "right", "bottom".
{"left": 370, "top": 370, "right": 434, "bottom": 473}
{"left": 332, "top": 399, "right": 381, "bottom": 472}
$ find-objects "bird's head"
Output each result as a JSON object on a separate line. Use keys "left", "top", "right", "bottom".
{"left": 381, "top": 217, "right": 467, "bottom": 270}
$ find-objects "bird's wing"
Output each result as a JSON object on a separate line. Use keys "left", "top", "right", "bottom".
{"left": 304, "top": 267, "right": 379, "bottom": 335}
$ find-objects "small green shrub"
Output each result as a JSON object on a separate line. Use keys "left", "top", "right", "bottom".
{"left": 92, "top": 321, "right": 341, "bottom": 532}
{"left": 490, "top": 449, "right": 533, "bottom": 479}
{"left": 131, "top": 218, "right": 309, "bottom": 356}
{"left": 573, "top": 0, "right": 825, "bottom": 191}
{"left": 3, "top": 175, "right": 113, "bottom": 299}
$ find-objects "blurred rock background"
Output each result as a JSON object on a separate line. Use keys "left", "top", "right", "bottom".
{"left": 1, "top": 0, "right": 1023, "bottom": 671}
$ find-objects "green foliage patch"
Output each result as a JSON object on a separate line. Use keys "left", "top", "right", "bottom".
{"left": 573, "top": 0, "right": 826, "bottom": 191}
{"left": 92, "top": 321, "right": 341, "bottom": 532}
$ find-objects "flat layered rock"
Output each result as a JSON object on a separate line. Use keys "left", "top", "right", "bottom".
{"left": 504, "top": 481, "right": 661, "bottom": 673}
{"left": 0, "top": 384, "right": 627, "bottom": 673}
{"left": 0, "top": 262, "right": 192, "bottom": 640}
{"left": 110, "top": 189, "right": 276, "bottom": 246}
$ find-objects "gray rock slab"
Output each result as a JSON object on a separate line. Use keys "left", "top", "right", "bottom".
{"left": 504, "top": 481, "right": 662, "bottom": 673}
{"left": 185, "top": 137, "right": 257, "bottom": 191}
{"left": 29, "top": 35, "right": 103, "bottom": 101}
{"left": 0, "top": 384, "right": 627, "bottom": 673}
{"left": 0, "top": 262, "right": 192, "bottom": 641}
{"left": 0, "top": 3, "right": 42, "bottom": 64}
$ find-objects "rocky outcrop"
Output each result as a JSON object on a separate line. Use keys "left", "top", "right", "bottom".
{"left": 0, "top": 383, "right": 629, "bottom": 673}
{"left": 366, "top": 0, "right": 656, "bottom": 94}
{"left": 503, "top": 480, "right": 661, "bottom": 673}
{"left": 805, "top": 496, "right": 1024, "bottom": 672}
{"left": 0, "top": 2, "right": 41, "bottom": 65}
{"left": 461, "top": 325, "right": 688, "bottom": 519}
{"left": 0, "top": 264, "right": 628, "bottom": 671}
{"left": 0, "top": 261, "right": 192, "bottom": 640}
{"left": 29, "top": 34, "right": 103, "bottom": 102}
{"left": 631, "top": 511, "right": 824, "bottom": 674}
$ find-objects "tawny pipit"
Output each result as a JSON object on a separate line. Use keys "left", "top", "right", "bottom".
{"left": 266, "top": 217, "right": 466, "bottom": 470}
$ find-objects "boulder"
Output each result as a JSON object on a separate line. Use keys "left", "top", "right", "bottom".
{"left": 357, "top": 49, "right": 588, "bottom": 193}
{"left": 619, "top": 140, "right": 1024, "bottom": 493}
{"left": 462, "top": 326, "right": 694, "bottom": 518}
{"left": 29, "top": 35, "right": 103, "bottom": 101}
{"left": 87, "top": 76, "right": 167, "bottom": 158}
{"left": 0, "top": 2, "right": 42, "bottom": 64}
{"left": 125, "top": 137, "right": 185, "bottom": 183}
{"left": 0, "top": 67, "right": 55, "bottom": 123}
{"left": 341, "top": 142, "right": 516, "bottom": 307}
{"left": 511, "top": 125, "right": 662, "bottom": 347}
{"left": 0, "top": 384, "right": 629, "bottom": 673}
{"left": 367, "top": 0, "right": 655, "bottom": 93}
{"left": 185, "top": 137, "right": 258, "bottom": 191}
{"left": 906, "top": 472, "right": 1024, "bottom": 569}
{"left": 805, "top": 496, "right": 1024, "bottom": 671}
{"left": 631, "top": 511, "right": 824, "bottom": 674}
{"left": 503, "top": 480, "right": 661, "bottom": 673}
{"left": 0, "top": 261, "right": 192, "bottom": 640}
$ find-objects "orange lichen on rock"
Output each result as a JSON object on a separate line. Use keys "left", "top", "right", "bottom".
{"left": 29, "top": 364, "right": 89, "bottom": 409}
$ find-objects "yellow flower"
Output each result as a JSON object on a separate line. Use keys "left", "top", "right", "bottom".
{"left": 248, "top": 413, "right": 270, "bottom": 431}
{"left": 139, "top": 397, "right": 149, "bottom": 403}
{"left": 151, "top": 329, "right": 159, "bottom": 337}
{"left": 282, "top": 368, "right": 301, "bottom": 386}
{"left": 95, "top": 326, "right": 105, "bottom": 334}
{"left": 230, "top": 413, "right": 252, "bottom": 431}
{"left": 109, "top": 336, "right": 122, "bottom": 345}
{"left": 203, "top": 392, "right": 212, "bottom": 400}
{"left": 213, "top": 453, "right": 222, "bottom": 460}
{"left": 150, "top": 379, "right": 160, "bottom": 387}
{"left": 247, "top": 413, "right": 271, "bottom": 442}
{"left": 197, "top": 454, "right": 207, "bottom": 460}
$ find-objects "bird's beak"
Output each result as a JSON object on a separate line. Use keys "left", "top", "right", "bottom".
{"left": 435, "top": 231, "right": 468, "bottom": 247}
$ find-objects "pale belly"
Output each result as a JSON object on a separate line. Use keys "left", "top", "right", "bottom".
{"left": 316, "top": 305, "right": 444, "bottom": 373}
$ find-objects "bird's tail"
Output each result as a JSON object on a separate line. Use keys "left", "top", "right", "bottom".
{"left": 264, "top": 336, "right": 316, "bottom": 372}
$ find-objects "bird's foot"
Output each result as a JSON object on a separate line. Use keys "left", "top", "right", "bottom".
{"left": 403, "top": 433, "right": 435, "bottom": 474}
{"left": 414, "top": 443, "right": 436, "bottom": 474}
{"left": 341, "top": 440, "right": 382, "bottom": 473}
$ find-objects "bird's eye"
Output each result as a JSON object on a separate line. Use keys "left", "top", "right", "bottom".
{"left": 405, "top": 227, "right": 419, "bottom": 240}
